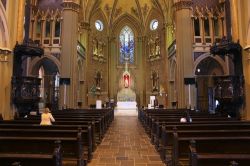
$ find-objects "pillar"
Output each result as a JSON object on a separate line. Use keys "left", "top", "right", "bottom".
{"left": 236, "top": 0, "right": 250, "bottom": 119}
{"left": 59, "top": 0, "right": 80, "bottom": 109}
{"left": 174, "top": 0, "right": 196, "bottom": 109}
{"left": 79, "top": 22, "right": 89, "bottom": 107}
{"left": 230, "top": 0, "right": 239, "bottom": 42}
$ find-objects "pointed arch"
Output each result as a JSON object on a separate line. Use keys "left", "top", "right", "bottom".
{"left": 29, "top": 55, "right": 61, "bottom": 76}
{"left": 195, "top": 56, "right": 224, "bottom": 76}
{"left": 112, "top": 13, "right": 142, "bottom": 36}
{"left": 193, "top": 53, "right": 227, "bottom": 75}
{"left": 89, "top": 7, "right": 109, "bottom": 33}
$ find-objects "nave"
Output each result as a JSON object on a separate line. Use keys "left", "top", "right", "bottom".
{"left": 89, "top": 116, "right": 164, "bottom": 166}
{"left": 1, "top": 107, "right": 250, "bottom": 166}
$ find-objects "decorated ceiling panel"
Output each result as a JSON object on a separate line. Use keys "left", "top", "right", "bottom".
{"left": 83, "top": 0, "right": 167, "bottom": 28}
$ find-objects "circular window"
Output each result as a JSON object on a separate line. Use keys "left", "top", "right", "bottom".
{"left": 95, "top": 20, "right": 104, "bottom": 31}
{"left": 150, "top": 19, "right": 159, "bottom": 30}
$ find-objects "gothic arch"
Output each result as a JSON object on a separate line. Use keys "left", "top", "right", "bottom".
{"left": 112, "top": 14, "right": 141, "bottom": 67}
{"left": 29, "top": 55, "right": 61, "bottom": 75}
{"left": 193, "top": 52, "right": 226, "bottom": 75}
{"left": 145, "top": 8, "right": 164, "bottom": 33}
{"left": 112, "top": 13, "right": 142, "bottom": 37}
{"left": 0, "top": 2, "right": 9, "bottom": 48}
{"left": 89, "top": 8, "right": 108, "bottom": 33}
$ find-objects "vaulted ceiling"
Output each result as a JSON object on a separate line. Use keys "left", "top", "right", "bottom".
{"left": 81, "top": 0, "right": 174, "bottom": 26}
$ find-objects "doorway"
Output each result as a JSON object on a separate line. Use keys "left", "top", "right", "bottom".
{"left": 31, "top": 57, "right": 60, "bottom": 111}
{"left": 195, "top": 57, "right": 224, "bottom": 112}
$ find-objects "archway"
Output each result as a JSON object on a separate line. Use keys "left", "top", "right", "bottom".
{"left": 31, "top": 57, "right": 60, "bottom": 111}
{"left": 195, "top": 57, "right": 224, "bottom": 112}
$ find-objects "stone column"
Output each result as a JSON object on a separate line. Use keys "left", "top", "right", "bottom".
{"left": 238, "top": 0, "right": 250, "bottom": 119}
{"left": 230, "top": 0, "right": 239, "bottom": 42}
{"left": 137, "top": 36, "right": 144, "bottom": 107}
{"left": 59, "top": 0, "right": 80, "bottom": 109}
{"left": 16, "top": 0, "right": 25, "bottom": 42}
{"left": 79, "top": 22, "right": 89, "bottom": 107}
{"left": 174, "top": 0, "right": 195, "bottom": 109}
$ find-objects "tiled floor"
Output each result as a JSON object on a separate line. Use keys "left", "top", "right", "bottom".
{"left": 88, "top": 116, "right": 165, "bottom": 166}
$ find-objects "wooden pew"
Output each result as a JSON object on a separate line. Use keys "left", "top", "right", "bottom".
{"left": 159, "top": 124, "right": 250, "bottom": 163}
{"left": 0, "top": 127, "right": 93, "bottom": 162}
{"left": 151, "top": 118, "right": 238, "bottom": 141}
{"left": 0, "top": 140, "right": 62, "bottom": 166}
{"left": 154, "top": 121, "right": 250, "bottom": 149}
{"left": 23, "top": 116, "right": 106, "bottom": 138}
{"left": 189, "top": 138, "right": 250, "bottom": 166}
{"left": 0, "top": 119, "right": 102, "bottom": 144}
{"left": 0, "top": 136, "right": 87, "bottom": 166}
{"left": 170, "top": 132, "right": 250, "bottom": 166}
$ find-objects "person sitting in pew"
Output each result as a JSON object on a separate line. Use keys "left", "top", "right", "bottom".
{"left": 40, "top": 107, "right": 55, "bottom": 126}
{"left": 180, "top": 117, "right": 187, "bottom": 123}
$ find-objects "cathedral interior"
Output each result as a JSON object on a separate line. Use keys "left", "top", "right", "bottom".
{"left": 0, "top": 0, "right": 250, "bottom": 120}
{"left": 1, "top": 1, "right": 250, "bottom": 166}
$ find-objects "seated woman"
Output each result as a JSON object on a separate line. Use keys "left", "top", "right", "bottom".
{"left": 40, "top": 107, "right": 55, "bottom": 125}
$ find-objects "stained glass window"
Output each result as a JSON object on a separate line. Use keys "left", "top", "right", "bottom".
{"left": 150, "top": 19, "right": 159, "bottom": 30}
{"left": 95, "top": 20, "right": 104, "bottom": 31}
{"left": 119, "top": 26, "right": 134, "bottom": 64}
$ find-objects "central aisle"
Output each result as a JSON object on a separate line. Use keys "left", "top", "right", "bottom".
{"left": 88, "top": 116, "right": 164, "bottom": 166}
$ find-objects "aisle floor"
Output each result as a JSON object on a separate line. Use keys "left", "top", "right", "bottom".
{"left": 88, "top": 116, "right": 165, "bottom": 166}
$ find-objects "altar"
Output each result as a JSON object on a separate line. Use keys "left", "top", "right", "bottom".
{"left": 117, "top": 101, "right": 137, "bottom": 109}
{"left": 115, "top": 88, "right": 137, "bottom": 116}
{"left": 115, "top": 101, "right": 137, "bottom": 116}
{"left": 115, "top": 56, "right": 137, "bottom": 116}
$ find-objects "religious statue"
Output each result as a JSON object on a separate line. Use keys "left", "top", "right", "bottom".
{"left": 93, "top": 39, "right": 98, "bottom": 56}
{"left": 124, "top": 74, "right": 130, "bottom": 88}
{"left": 151, "top": 71, "right": 159, "bottom": 92}
{"left": 95, "top": 71, "right": 102, "bottom": 91}
{"left": 92, "top": 38, "right": 106, "bottom": 62}
{"left": 155, "top": 36, "right": 160, "bottom": 56}
{"left": 148, "top": 37, "right": 155, "bottom": 57}
{"left": 148, "top": 35, "right": 161, "bottom": 58}
{"left": 98, "top": 42, "right": 104, "bottom": 57}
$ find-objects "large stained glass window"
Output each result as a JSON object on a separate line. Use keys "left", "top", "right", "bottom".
{"left": 119, "top": 26, "right": 134, "bottom": 64}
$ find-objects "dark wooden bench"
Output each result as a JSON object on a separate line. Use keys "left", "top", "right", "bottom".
{"left": 0, "top": 119, "right": 103, "bottom": 144}
{"left": 151, "top": 118, "right": 240, "bottom": 142}
{"left": 189, "top": 138, "right": 250, "bottom": 166}
{"left": 170, "top": 133, "right": 250, "bottom": 166}
{"left": 0, "top": 127, "right": 93, "bottom": 162}
{"left": 155, "top": 121, "right": 250, "bottom": 149}
{"left": 28, "top": 116, "right": 107, "bottom": 136}
{"left": 0, "top": 140, "right": 62, "bottom": 166}
{"left": 0, "top": 136, "right": 86, "bottom": 166}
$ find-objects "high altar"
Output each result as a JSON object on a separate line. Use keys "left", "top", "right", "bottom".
{"left": 116, "top": 58, "right": 137, "bottom": 111}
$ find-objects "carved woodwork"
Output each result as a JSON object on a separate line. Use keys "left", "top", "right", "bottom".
{"left": 12, "top": 41, "right": 44, "bottom": 116}
{"left": 211, "top": 37, "right": 243, "bottom": 118}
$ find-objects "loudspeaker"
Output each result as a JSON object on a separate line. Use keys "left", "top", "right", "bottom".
{"left": 60, "top": 78, "right": 70, "bottom": 85}
{"left": 184, "top": 77, "right": 195, "bottom": 85}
